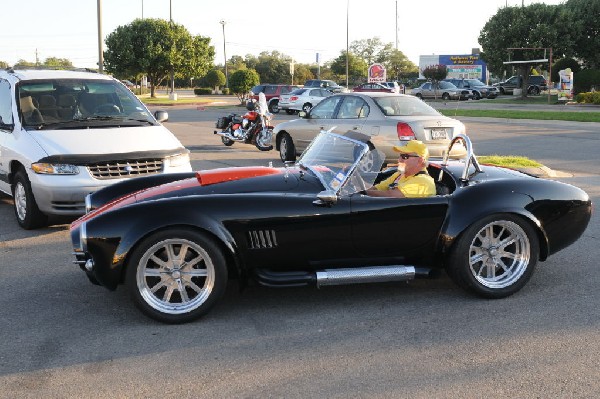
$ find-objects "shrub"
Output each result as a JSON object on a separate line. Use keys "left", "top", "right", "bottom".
{"left": 194, "top": 87, "right": 212, "bottom": 95}
{"left": 575, "top": 91, "right": 600, "bottom": 104}
{"left": 222, "top": 88, "right": 230, "bottom": 95}
{"left": 573, "top": 69, "right": 600, "bottom": 94}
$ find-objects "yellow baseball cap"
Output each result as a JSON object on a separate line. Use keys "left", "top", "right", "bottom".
{"left": 393, "top": 140, "right": 429, "bottom": 159}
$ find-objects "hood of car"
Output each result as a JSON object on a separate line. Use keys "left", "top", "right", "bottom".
{"left": 28, "top": 125, "right": 182, "bottom": 157}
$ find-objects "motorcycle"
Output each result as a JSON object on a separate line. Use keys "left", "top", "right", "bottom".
{"left": 214, "top": 92, "right": 273, "bottom": 151}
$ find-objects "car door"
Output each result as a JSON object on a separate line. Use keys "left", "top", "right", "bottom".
{"left": 332, "top": 96, "right": 369, "bottom": 135}
{"left": 349, "top": 194, "right": 449, "bottom": 260}
{"left": 0, "top": 79, "right": 14, "bottom": 194}
{"left": 291, "top": 95, "right": 343, "bottom": 151}
{"left": 421, "top": 82, "right": 434, "bottom": 98}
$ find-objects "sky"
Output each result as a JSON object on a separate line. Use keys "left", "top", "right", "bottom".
{"left": 0, "top": 0, "right": 566, "bottom": 70}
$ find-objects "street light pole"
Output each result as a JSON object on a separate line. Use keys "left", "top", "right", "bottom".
{"left": 220, "top": 20, "right": 228, "bottom": 88}
{"left": 97, "top": 0, "right": 103, "bottom": 73}
{"left": 169, "top": 0, "right": 176, "bottom": 99}
{"left": 346, "top": 0, "right": 349, "bottom": 88}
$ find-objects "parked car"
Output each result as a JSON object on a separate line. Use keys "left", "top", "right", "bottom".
{"left": 411, "top": 81, "right": 472, "bottom": 100}
{"left": 277, "top": 88, "right": 332, "bottom": 114}
{"left": 249, "top": 84, "right": 298, "bottom": 113}
{"left": 303, "top": 79, "right": 346, "bottom": 93}
{"left": 273, "top": 92, "right": 467, "bottom": 164}
{"left": 120, "top": 79, "right": 136, "bottom": 89}
{"left": 382, "top": 81, "right": 401, "bottom": 93}
{"left": 70, "top": 131, "right": 591, "bottom": 323}
{"left": 493, "top": 75, "right": 548, "bottom": 95}
{"left": 444, "top": 78, "right": 498, "bottom": 99}
{"left": 0, "top": 68, "right": 192, "bottom": 229}
{"left": 352, "top": 82, "right": 395, "bottom": 93}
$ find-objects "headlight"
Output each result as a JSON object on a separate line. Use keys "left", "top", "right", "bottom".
{"left": 32, "top": 163, "right": 79, "bottom": 175}
{"left": 166, "top": 152, "right": 190, "bottom": 168}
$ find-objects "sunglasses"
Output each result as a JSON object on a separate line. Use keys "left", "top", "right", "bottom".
{"left": 399, "top": 153, "right": 420, "bottom": 160}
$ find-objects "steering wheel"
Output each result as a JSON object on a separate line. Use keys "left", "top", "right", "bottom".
{"left": 93, "top": 104, "right": 121, "bottom": 116}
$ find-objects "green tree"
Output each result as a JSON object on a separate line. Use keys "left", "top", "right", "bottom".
{"left": 104, "top": 18, "right": 215, "bottom": 97}
{"left": 251, "top": 51, "right": 292, "bottom": 83}
{"left": 350, "top": 37, "right": 385, "bottom": 66}
{"left": 330, "top": 51, "right": 368, "bottom": 85}
{"left": 205, "top": 69, "right": 226, "bottom": 90}
{"left": 422, "top": 64, "right": 448, "bottom": 99}
{"left": 378, "top": 46, "right": 418, "bottom": 81}
{"left": 229, "top": 69, "right": 260, "bottom": 103}
{"left": 566, "top": 0, "right": 600, "bottom": 68}
{"left": 293, "top": 64, "right": 314, "bottom": 85}
{"left": 44, "top": 57, "right": 73, "bottom": 69}
{"left": 0, "top": 61, "right": 9, "bottom": 69}
{"left": 479, "top": 4, "right": 574, "bottom": 77}
{"left": 13, "top": 59, "right": 36, "bottom": 68}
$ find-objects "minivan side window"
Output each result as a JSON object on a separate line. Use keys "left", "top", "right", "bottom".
{"left": 0, "top": 80, "right": 13, "bottom": 127}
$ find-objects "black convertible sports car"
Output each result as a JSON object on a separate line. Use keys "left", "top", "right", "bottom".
{"left": 70, "top": 132, "right": 592, "bottom": 323}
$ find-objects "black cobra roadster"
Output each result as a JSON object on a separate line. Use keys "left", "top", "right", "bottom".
{"left": 71, "top": 132, "right": 592, "bottom": 323}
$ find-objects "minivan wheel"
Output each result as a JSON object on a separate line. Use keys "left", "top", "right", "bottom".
{"left": 269, "top": 100, "right": 280, "bottom": 113}
{"left": 12, "top": 169, "right": 48, "bottom": 229}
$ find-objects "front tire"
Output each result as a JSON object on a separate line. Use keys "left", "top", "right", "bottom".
{"left": 302, "top": 103, "right": 312, "bottom": 113}
{"left": 278, "top": 132, "right": 296, "bottom": 162}
{"left": 125, "top": 229, "right": 228, "bottom": 324}
{"left": 221, "top": 135, "right": 234, "bottom": 146}
{"left": 446, "top": 214, "right": 539, "bottom": 299}
{"left": 442, "top": 93, "right": 450, "bottom": 101}
{"left": 12, "top": 169, "right": 48, "bottom": 229}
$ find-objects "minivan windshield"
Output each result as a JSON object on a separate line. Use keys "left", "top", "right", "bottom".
{"left": 17, "top": 79, "right": 156, "bottom": 129}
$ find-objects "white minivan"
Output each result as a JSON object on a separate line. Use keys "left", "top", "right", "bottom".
{"left": 0, "top": 68, "right": 192, "bottom": 229}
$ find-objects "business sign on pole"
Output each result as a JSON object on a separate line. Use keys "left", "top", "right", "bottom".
{"left": 368, "top": 63, "right": 386, "bottom": 83}
{"left": 558, "top": 68, "right": 574, "bottom": 101}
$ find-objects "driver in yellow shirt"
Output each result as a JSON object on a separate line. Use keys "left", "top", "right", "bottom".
{"left": 366, "top": 140, "right": 436, "bottom": 198}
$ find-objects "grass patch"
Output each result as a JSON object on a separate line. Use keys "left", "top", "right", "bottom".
{"left": 478, "top": 155, "right": 542, "bottom": 168}
{"left": 439, "top": 109, "right": 600, "bottom": 122}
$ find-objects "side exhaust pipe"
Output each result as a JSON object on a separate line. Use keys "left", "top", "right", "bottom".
{"left": 316, "top": 265, "right": 415, "bottom": 287}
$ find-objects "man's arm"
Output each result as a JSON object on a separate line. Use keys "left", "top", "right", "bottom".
{"left": 365, "top": 187, "right": 406, "bottom": 198}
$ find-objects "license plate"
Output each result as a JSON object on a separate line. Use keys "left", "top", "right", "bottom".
{"left": 430, "top": 128, "right": 447, "bottom": 140}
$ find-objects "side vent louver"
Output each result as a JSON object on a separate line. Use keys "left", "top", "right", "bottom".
{"left": 247, "top": 230, "right": 278, "bottom": 249}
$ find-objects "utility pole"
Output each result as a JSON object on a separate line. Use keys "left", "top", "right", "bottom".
{"left": 169, "top": 0, "right": 176, "bottom": 100}
{"left": 220, "top": 20, "right": 228, "bottom": 88}
{"left": 97, "top": 0, "right": 103, "bottom": 73}
{"left": 346, "top": 0, "right": 349, "bottom": 88}
{"left": 395, "top": 0, "right": 398, "bottom": 50}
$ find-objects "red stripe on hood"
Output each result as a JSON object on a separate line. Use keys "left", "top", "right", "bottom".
{"left": 196, "top": 166, "right": 283, "bottom": 186}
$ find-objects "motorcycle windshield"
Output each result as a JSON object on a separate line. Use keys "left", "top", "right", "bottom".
{"left": 297, "top": 132, "right": 384, "bottom": 196}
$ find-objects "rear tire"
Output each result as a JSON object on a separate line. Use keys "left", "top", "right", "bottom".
{"left": 221, "top": 136, "right": 234, "bottom": 146}
{"left": 269, "top": 100, "right": 279, "bottom": 113}
{"left": 442, "top": 93, "right": 450, "bottom": 101}
{"left": 12, "top": 169, "right": 48, "bottom": 229}
{"left": 125, "top": 229, "right": 228, "bottom": 324}
{"left": 446, "top": 214, "right": 539, "bottom": 299}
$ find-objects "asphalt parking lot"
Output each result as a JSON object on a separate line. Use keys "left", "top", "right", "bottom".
{"left": 1, "top": 105, "right": 599, "bottom": 398}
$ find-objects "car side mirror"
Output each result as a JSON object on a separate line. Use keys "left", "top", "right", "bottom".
{"left": 154, "top": 110, "right": 168, "bottom": 122}
{"left": 313, "top": 190, "right": 337, "bottom": 206}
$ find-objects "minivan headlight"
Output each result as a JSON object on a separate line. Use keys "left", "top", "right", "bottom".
{"left": 166, "top": 153, "right": 190, "bottom": 168}
{"left": 32, "top": 163, "right": 79, "bottom": 175}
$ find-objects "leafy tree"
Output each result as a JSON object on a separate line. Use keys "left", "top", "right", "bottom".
{"left": 350, "top": 37, "right": 386, "bottom": 66}
{"left": 104, "top": 18, "right": 215, "bottom": 97}
{"left": 229, "top": 69, "right": 260, "bottom": 103}
{"left": 479, "top": 4, "right": 575, "bottom": 77}
{"left": 330, "top": 51, "right": 368, "bottom": 85}
{"left": 205, "top": 69, "right": 226, "bottom": 89}
{"left": 0, "top": 61, "right": 9, "bottom": 69}
{"left": 252, "top": 51, "right": 293, "bottom": 83}
{"left": 422, "top": 64, "right": 448, "bottom": 81}
{"left": 44, "top": 57, "right": 73, "bottom": 68}
{"left": 378, "top": 46, "right": 419, "bottom": 81}
{"left": 13, "top": 59, "right": 36, "bottom": 68}
{"left": 566, "top": 0, "right": 600, "bottom": 68}
{"left": 292, "top": 64, "right": 314, "bottom": 85}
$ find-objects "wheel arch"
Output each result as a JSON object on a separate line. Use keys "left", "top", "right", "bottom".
{"left": 441, "top": 207, "right": 549, "bottom": 262}
{"left": 119, "top": 223, "right": 243, "bottom": 286}
{"left": 8, "top": 160, "right": 26, "bottom": 186}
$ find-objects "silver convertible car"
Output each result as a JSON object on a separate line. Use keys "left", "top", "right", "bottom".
{"left": 273, "top": 93, "right": 467, "bottom": 165}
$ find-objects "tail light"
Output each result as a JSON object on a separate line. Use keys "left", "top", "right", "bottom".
{"left": 290, "top": 96, "right": 298, "bottom": 101}
{"left": 397, "top": 122, "right": 416, "bottom": 141}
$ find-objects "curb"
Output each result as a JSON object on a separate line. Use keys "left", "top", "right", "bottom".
{"left": 520, "top": 166, "right": 573, "bottom": 178}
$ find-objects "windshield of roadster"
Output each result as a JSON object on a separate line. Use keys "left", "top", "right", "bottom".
{"left": 17, "top": 78, "right": 156, "bottom": 129}
{"left": 298, "top": 132, "right": 383, "bottom": 195}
